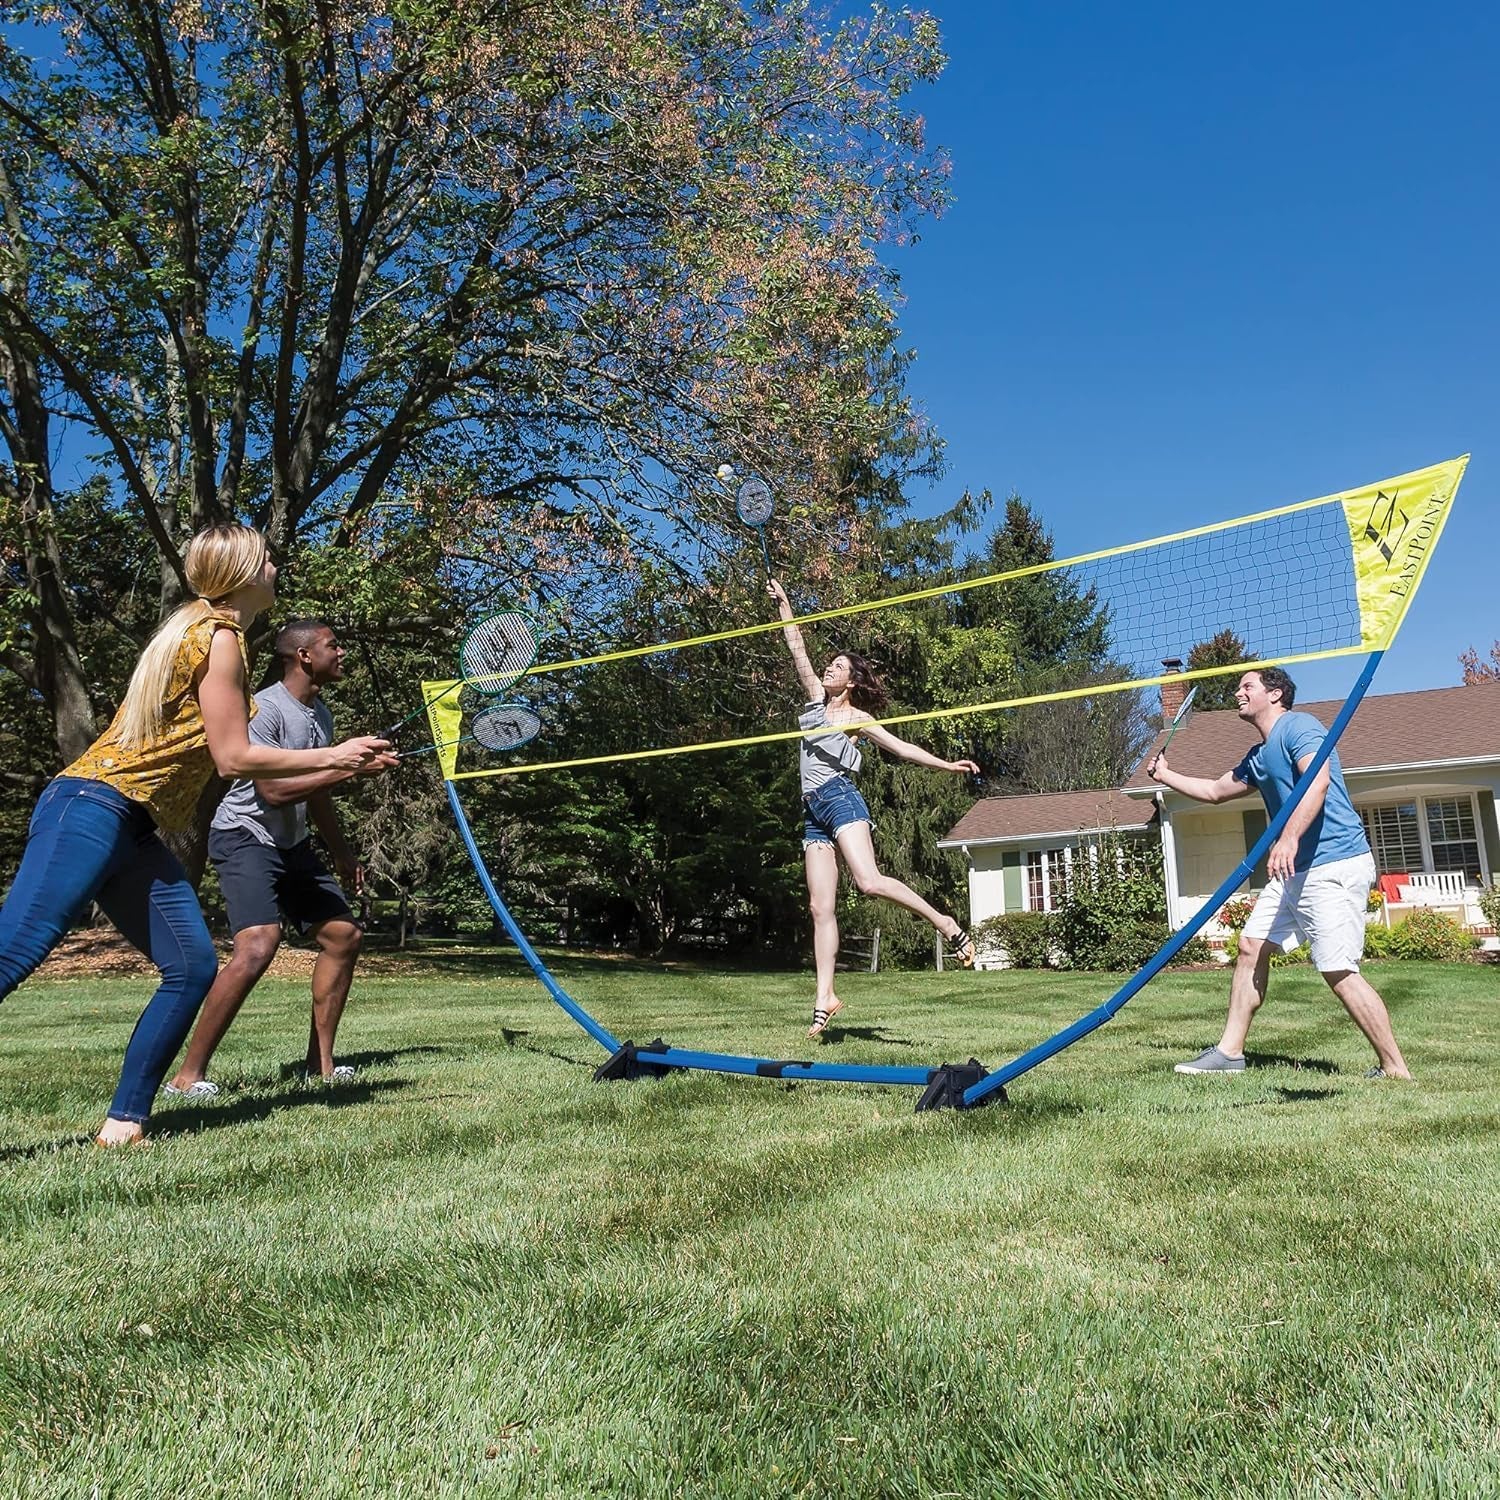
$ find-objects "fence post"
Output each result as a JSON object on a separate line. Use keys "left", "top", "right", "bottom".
{"left": 935, "top": 928, "right": 944, "bottom": 972}
{"left": 870, "top": 927, "right": 881, "bottom": 974}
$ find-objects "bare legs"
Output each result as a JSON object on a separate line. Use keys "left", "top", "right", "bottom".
{"left": 804, "top": 842, "right": 842, "bottom": 1011}
{"left": 1217, "top": 934, "right": 1410, "bottom": 1077}
{"left": 802, "top": 821, "right": 963, "bottom": 1013}
{"left": 1323, "top": 968, "right": 1410, "bottom": 1078}
{"left": 304, "top": 919, "right": 362, "bottom": 1077}
{"left": 169, "top": 917, "right": 362, "bottom": 1089}
{"left": 1217, "top": 935, "right": 1273, "bottom": 1057}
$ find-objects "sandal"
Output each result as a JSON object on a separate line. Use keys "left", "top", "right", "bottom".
{"left": 807, "top": 998, "right": 844, "bottom": 1038}
{"left": 949, "top": 929, "right": 977, "bottom": 969}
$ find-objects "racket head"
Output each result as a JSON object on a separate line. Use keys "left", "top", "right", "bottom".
{"left": 1170, "top": 684, "right": 1199, "bottom": 728}
{"left": 459, "top": 610, "right": 537, "bottom": 696}
{"left": 469, "top": 702, "right": 543, "bottom": 753}
{"left": 735, "top": 476, "right": 774, "bottom": 528}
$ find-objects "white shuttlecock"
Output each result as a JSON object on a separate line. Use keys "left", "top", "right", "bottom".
{"left": 716, "top": 463, "right": 736, "bottom": 482}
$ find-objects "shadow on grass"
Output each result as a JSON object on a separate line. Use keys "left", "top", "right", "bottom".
{"left": 270, "top": 1044, "right": 453, "bottom": 1084}
{"left": 0, "top": 1132, "right": 98, "bottom": 1164}
{"left": 1243, "top": 1052, "right": 1339, "bottom": 1074}
{"left": 498, "top": 1026, "right": 598, "bottom": 1072}
{"left": 815, "top": 1023, "right": 916, "bottom": 1050}
{"left": 1229, "top": 1085, "right": 1339, "bottom": 1107}
{"left": 149, "top": 1077, "right": 416, "bottom": 1139}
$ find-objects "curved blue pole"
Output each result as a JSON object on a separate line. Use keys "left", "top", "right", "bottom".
{"left": 444, "top": 781, "right": 943, "bottom": 1089}
{"left": 961, "top": 649, "right": 1386, "bottom": 1106}
{"left": 445, "top": 781, "right": 620, "bottom": 1052}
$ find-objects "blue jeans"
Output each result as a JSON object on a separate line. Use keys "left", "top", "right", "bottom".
{"left": 0, "top": 778, "right": 219, "bottom": 1122}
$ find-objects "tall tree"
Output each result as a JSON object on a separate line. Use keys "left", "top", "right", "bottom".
{"left": 943, "top": 495, "right": 1148, "bottom": 792}
{"left": 0, "top": 0, "right": 949, "bottom": 790}
{"left": 1186, "top": 628, "right": 1252, "bottom": 710}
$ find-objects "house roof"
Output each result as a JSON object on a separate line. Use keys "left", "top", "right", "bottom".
{"left": 938, "top": 788, "right": 1158, "bottom": 848}
{"left": 1119, "top": 681, "right": 1500, "bottom": 795}
{"left": 939, "top": 683, "right": 1500, "bottom": 847}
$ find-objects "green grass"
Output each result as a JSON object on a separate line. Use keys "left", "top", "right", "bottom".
{"left": 2, "top": 954, "right": 1498, "bottom": 1498}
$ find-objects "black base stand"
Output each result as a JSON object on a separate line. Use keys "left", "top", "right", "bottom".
{"left": 914, "top": 1058, "right": 1004, "bottom": 1112}
{"left": 593, "top": 1038, "right": 674, "bottom": 1083}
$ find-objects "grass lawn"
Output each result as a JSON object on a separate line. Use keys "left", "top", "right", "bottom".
{"left": 1, "top": 952, "right": 1497, "bottom": 1498}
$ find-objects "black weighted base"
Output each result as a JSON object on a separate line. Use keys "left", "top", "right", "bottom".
{"left": 593, "top": 1038, "right": 674, "bottom": 1083}
{"left": 914, "top": 1058, "right": 1004, "bottom": 1112}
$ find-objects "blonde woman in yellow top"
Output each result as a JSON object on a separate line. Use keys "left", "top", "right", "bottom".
{"left": 0, "top": 525, "right": 393, "bottom": 1145}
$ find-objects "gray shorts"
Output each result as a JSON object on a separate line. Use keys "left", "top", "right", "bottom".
{"left": 209, "top": 827, "right": 353, "bottom": 936}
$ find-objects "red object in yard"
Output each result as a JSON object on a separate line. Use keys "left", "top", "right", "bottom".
{"left": 1378, "top": 873, "right": 1409, "bottom": 904}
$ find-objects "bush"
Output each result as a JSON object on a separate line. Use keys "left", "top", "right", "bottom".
{"left": 1050, "top": 833, "right": 1166, "bottom": 970}
{"left": 1372, "top": 908, "right": 1478, "bottom": 962}
{"left": 1167, "top": 934, "right": 1215, "bottom": 967}
{"left": 975, "top": 912, "right": 1054, "bottom": 969}
{"left": 1218, "top": 896, "right": 1255, "bottom": 929}
{"left": 1477, "top": 882, "right": 1500, "bottom": 930}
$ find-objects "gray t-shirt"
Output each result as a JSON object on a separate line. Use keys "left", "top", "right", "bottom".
{"left": 211, "top": 680, "right": 334, "bottom": 848}
{"left": 798, "top": 699, "right": 863, "bottom": 796}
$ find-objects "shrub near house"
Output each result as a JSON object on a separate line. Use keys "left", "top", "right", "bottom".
{"left": 977, "top": 834, "right": 1212, "bottom": 970}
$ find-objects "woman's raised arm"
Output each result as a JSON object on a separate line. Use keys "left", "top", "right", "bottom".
{"left": 768, "top": 578, "right": 824, "bottom": 702}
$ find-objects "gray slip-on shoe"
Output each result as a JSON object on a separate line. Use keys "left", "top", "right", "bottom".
{"left": 1174, "top": 1046, "right": 1246, "bottom": 1075}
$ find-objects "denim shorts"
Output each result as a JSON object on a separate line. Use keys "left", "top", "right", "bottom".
{"left": 802, "top": 776, "right": 872, "bottom": 848}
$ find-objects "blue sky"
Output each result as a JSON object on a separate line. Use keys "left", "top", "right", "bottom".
{"left": 889, "top": 1, "right": 1496, "bottom": 703}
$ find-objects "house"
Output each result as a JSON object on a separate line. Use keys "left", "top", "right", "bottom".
{"left": 938, "top": 679, "right": 1500, "bottom": 964}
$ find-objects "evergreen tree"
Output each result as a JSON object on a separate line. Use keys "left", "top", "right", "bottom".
{"left": 1187, "top": 629, "right": 1253, "bottom": 710}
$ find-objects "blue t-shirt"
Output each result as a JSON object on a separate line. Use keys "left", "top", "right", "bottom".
{"left": 1232, "top": 711, "right": 1369, "bottom": 873}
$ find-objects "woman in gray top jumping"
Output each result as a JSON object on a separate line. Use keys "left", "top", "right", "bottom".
{"left": 769, "top": 578, "right": 978, "bottom": 1037}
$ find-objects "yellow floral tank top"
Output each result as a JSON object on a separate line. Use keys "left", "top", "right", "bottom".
{"left": 61, "top": 613, "right": 253, "bottom": 832}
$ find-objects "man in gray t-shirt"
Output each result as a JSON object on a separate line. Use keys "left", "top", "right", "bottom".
{"left": 167, "top": 619, "right": 396, "bottom": 1096}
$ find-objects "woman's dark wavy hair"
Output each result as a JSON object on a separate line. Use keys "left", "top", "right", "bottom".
{"left": 840, "top": 650, "right": 889, "bottom": 715}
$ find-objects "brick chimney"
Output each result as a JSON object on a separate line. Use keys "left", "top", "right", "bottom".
{"left": 1159, "top": 658, "right": 1186, "bottom": 722}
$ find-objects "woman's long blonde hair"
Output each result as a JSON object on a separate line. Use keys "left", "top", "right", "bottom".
{"left": 116, "top": 525, "right": 269, "bottom": 749}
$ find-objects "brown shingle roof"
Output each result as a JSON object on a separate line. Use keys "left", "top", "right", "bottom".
{"left": 1120, "top": 681, "right": 1500, "bottom": 793}
{"left": 939, "top": 788, "right": 1157, "bottom": 847}
{"left": 939, "top": 683, "right": 1500, "bottom": 846}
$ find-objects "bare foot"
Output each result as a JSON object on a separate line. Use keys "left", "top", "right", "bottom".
{"left": 94, "top": 1117, "right": 146, "bottom": 1148}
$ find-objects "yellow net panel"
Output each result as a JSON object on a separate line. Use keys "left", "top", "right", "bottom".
{"left": 424, "top": 456, "right": 1468, "bottom": 781}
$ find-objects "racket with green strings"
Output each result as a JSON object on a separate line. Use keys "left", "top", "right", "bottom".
{"left": 382, "top": 610, "right": 538, "bottom": 738}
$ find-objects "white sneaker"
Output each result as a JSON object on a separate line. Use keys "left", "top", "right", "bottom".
{"left": 163, "top": 1079, "right": 220, "bottom": 1098}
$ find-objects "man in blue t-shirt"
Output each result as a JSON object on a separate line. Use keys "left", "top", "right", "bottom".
{"left": 1150, "top": 666, "right": 1410, "bottom": 1079}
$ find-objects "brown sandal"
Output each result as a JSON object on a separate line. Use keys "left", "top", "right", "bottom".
{"left": 949, "top": 929, "right": 976, "bottom": 969}
{"left": 807, "top": 998, "right": 844, "bottom": 1038}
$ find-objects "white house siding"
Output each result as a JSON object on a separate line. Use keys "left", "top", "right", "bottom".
{"left": 1173, "top": 808, "right": 1253, "bottom": 917}
{"left": 1163, "top": 769, "right": 1500, "bottom": 934}
{"left": 966, "top": 848, "right": 1011, "bottom": 931}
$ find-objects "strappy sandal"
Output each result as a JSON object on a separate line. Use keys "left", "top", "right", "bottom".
{"left": 807, "top": 998, "right": 844, "bottom": 1038}
{"left": 949, "top": 929, "right": 977, "bottom": 969}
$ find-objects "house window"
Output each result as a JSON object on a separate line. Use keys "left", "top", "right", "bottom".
{"left": 1425, "top": 797, "right": 1482, "bottom": 882}
{"left": 1024, "top": 848, "right": 1070, "bottom": 913}
{"left": 1358, "top": 794, "right": 1485, "bottom": 884}
{"left": 1360, "top": 802, "right": 1423, "bottom": 874}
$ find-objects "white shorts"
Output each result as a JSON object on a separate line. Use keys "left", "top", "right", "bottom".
{"left": 1242, "top": 851, "right": 1376, "bottom": 973}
